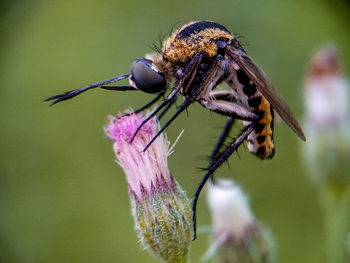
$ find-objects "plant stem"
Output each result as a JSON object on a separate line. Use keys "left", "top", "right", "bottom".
{"left": 318, "top": 183, "right": 350, "bottom": 263}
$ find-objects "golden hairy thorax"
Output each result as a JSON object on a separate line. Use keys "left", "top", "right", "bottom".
{"left": 156, "top": 20, "right": 275, "bottom": 159}
{"left": 163, "top": 21, "right": 233, "bottom": 64}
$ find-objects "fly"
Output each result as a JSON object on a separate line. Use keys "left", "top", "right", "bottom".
{"left": 45, "top": 20, "right": 306, "bottom": 239}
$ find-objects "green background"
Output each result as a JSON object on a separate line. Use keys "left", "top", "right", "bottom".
{"left": 1, "top": 0, "right": 349, "bottom": 262}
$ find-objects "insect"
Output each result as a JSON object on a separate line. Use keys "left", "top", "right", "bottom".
{"left": 45, "top": 20, "right": 306, "bottom": 239}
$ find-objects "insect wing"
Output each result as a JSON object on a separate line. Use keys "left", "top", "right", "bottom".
{"left": 225, "top": 45, "right": 306, "bottom": 141}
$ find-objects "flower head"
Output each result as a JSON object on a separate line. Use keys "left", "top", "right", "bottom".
{"left": 105, "top": 111, "right": 192, "bottom": 263}
{"left": 203, "top": 179, "right": 274, "bottom": 263}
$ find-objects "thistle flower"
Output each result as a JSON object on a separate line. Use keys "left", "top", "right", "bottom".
{"left": 105, "top": 111, "right": 192, "bottom": 263}
{"left": 203, "top": 179, "right": 274, "bottom": 263}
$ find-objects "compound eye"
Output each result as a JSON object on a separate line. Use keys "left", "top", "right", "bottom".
{"left": 130, "top": 59, "right": 167, "bottom": 93}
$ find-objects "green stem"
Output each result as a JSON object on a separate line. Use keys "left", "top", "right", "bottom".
{"left": 318, "top": 183, "right": 350, "bottom": 263}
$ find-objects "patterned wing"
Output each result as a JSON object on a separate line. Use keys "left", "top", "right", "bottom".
{"left": 225, "top": 44, "right": 306, "bottom": 141}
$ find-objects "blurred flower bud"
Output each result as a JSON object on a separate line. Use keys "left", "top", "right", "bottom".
{"left": 305, "top": 45, "right": 349, "bottom": 129}
{"left": 204, "top": 179, "right": 274, "bottom": 263}
{"left": 105, "top": 112, "right": 192, "bottom": 263}
{"left": 303, "top": 45, "right": 350, "bottom": 184}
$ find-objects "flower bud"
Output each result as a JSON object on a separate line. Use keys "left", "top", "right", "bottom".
{"left": 204, "top": 179, "right": 274, "bottom": 263}
{"left": 303, "top": 45, "right": 350, "bottom": 184}
{"left": 105, "top": 112, "right": 192, "bottom": 263}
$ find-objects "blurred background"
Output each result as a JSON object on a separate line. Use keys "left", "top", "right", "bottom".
{"left": 1, "top": 0, "right": 350, "bottom": 262}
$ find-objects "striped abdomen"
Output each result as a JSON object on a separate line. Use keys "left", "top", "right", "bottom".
{"left": 227, "top": 68, "right": 275, "bottom": 159}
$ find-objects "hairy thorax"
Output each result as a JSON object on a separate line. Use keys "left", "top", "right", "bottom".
{"left": 163, "top": 21, "right": 233, "bottom": 65}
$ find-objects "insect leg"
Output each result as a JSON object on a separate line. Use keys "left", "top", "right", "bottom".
{"left": 200, "top": 98, "right": 259, "bottom": 121}
{"left": 142, "top": 53, "right": 205, "bottom": 143}
{"left": 168, "top": 53, "right": 203, "bottom": 98}
{"left": 130, "top": 97, "right": 176, "bottom": 143}
{"left": 131, "top": 53, "right": 203, "bottom": 142}
{"left": 210, "top": 117, "right": 235, "bottom": 161}
{"left": 133, "top": 90, "right": 166, "bottom": 114}
{"left": 157, "top": 94, "right": 179, "bottom": 120}
{"left": 193, "top": 55, "right": 224, "bottom": 99}
{"left": 143, "top": 99, "right": 192, "bottom": 152}
{"left": 122, "top": 90, "right": 166, "bottom": 117}
{"left": 207, "top": 90, "right": 236, "bottom": 102}
{"left": 44, "top": 74, "right": 130, "bottom": 106}
{"left": 207, "top": 91, "right": 237, "bottom": 160}
{"left": 210, "top": 123, "right": 255, "bottom": 171}
{"left": 192, "top": 123, "right": 255, "bottom": 240}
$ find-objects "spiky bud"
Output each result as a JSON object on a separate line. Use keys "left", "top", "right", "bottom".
{"left": 105, "top": 112, "right": 192, "bottom": 263}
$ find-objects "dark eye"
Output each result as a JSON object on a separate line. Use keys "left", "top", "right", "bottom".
{"left": 130, "top": 59, "right": 167, "bottom": 93}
